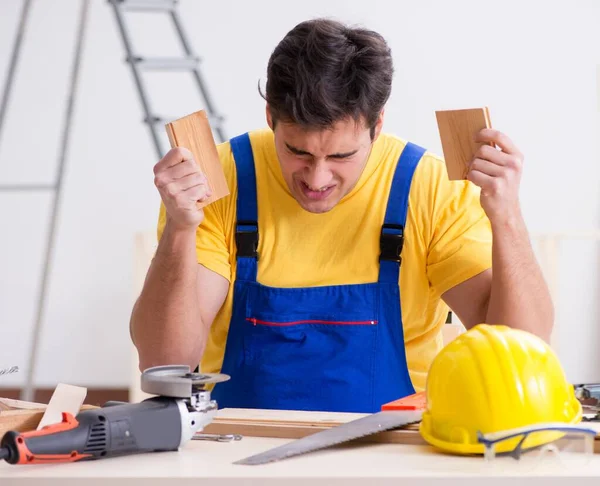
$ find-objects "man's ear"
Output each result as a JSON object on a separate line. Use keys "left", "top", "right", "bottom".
{"left": 266, "top": 104, "right": 274, "bottom": 130}
{"left": 372, "top": 109, "right": 385, "bottom": 141}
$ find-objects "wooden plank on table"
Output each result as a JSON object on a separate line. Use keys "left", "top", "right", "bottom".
{"left": 204, "top": 418, "right": 600, "bottom": 452}
{"left": 435, "top": 107, "right": 493, "bottom": 180}
{"left": 212, "top": 407, "right": 370, "bottom": 426}
{"left": 165, "top": 110, "right": 229, "bottom": 209}
{"left": 0, "top": 397, "right": 48, "bottom": 410}
{"left": 0, "top": 409, "right": 46, "bottom": 437}
{"left": 0, "top": 404, "right": 97, "bottom": 438}
{"left": 202, "top": 408, "right": 421, "bottom": 445}
{"left": 203, "top": 419, "right": 423, "bottom": 445}
{"left": 205, "top": 408, "right": 600, "bottom": 451}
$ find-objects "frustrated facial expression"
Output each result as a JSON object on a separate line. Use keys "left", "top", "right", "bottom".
{"left": 267, "top": 109, "right": 383, "bottom": 214}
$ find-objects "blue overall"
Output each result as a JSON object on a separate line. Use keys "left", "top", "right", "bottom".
{"left": 211, "top": 133, "right": 426, "bottom": 413}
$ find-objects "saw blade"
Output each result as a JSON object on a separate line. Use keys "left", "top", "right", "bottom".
{"left": 184, "top": 372, "right": 230, "bottom": 385}
{"left": 233, "top": 409, "right": 423, "bottom": 465}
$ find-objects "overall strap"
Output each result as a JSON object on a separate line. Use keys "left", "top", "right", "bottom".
{"left": 230, "top": 133, "right": 259, "bottom": 282}
{"left": 378, "top": 142, "right": 427, "bottom": 284}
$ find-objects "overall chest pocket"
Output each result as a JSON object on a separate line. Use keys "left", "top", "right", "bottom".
{"left": 240, "top": 282, "right": 380, "bottom": 412}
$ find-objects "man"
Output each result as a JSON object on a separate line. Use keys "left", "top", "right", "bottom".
{"left": 130, "top": 19, "right": 553, "bottom": 413}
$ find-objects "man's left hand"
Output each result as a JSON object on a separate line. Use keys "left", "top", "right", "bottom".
{"left": 466, "top": 128, "right": 524, "bottom": 226}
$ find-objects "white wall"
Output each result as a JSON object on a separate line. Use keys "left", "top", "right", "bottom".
{"left": 0, "top": 0, "right": 599, "bottom": 389}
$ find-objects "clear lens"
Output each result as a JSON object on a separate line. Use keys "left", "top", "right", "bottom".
{"left": 481, "top": 428, "right": 594, "bottom": 471}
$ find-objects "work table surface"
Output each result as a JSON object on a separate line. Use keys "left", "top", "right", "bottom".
{"left": 1, "top": 436, "right": 600, "bottom": 485}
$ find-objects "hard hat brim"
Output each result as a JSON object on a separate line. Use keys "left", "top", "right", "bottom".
{"left": 418, "top": 402, "right": 583, "bottom": 456}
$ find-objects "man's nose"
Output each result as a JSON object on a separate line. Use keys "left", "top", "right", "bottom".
{"left": 304, "top": 161, "right": 332, "bottom": 189}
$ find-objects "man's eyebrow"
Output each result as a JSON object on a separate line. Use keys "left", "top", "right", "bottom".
{"left": 285, "top": 142, "right": 358, "bottom": 158}
{"left": 328, "top": 149, "right": 359, "bottom": 158}
{"left": 285, "top": 143, "right": 312, "bottom": 156}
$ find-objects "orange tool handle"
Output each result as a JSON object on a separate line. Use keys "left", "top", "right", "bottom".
{"left": 381, "top": 391, "right": 427, "bottom": 411}
{"left": 1, "top": 412, "right": 91, "bottom": 464}
{"left": 1, "top": 395, "right": 187, "bottom": 465}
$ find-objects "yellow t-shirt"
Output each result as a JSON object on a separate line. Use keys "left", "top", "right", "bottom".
{"left": 157, "top": 128, "right": 492, "bottom": 391}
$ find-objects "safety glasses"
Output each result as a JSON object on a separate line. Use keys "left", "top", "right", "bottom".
{"left": 477, "top": 422, "right": 597, "bottom": 470}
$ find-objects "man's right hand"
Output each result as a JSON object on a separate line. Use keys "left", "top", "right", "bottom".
{"left": 133, "top": 148, "right": 227, "bottom": 372}
{"left": 153, "top": 147, "right": 212, "bottom": 229}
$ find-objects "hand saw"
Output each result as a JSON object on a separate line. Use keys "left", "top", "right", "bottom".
{"left": 234, "top": 391, "right": 426, "bottom": 465}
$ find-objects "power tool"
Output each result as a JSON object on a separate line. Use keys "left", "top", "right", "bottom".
{"left": 0, "top": 365, "right": 229, "bottom": 465}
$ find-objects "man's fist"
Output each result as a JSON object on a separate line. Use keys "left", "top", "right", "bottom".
{"left": 467, "top": 129, "right": 524, "bottom": 227}
{"left": 153, "top": 147, "right": 212, "bottom": 229}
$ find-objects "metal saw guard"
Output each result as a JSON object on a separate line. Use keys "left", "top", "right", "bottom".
{"left": 141, "top": 365, "right": 230, "bottom": 398}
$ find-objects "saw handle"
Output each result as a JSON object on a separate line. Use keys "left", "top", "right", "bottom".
{"left": 381, "top": 391, "right": 427, "bottom": 411}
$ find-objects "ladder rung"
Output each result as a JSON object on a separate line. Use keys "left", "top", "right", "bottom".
{"left": 129, "top": 56, "right": 199, "bottom": 70}
{"left": 0, "top": 184, "right": 56, "bottom": 192}
{"left": 112, "top": 0, "right": 176, "bottom": 12}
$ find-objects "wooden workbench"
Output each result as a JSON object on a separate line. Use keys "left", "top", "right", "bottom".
{"left": 2, "top": 405, "right": 600, "bottom": 485}
{"left": 1, "top": 436, "right": 600, "bottom": 485}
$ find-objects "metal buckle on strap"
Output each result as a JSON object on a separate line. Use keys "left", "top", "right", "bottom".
{"left": 235, "top": 220, "right": 259, "bottom": 259}
{"left": 379, "top": 224, "right": 404, "bottom": 263}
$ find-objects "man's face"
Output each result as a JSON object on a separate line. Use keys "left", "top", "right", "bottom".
{"left": 268, "top": 109, "right": 383, "bottom": 214}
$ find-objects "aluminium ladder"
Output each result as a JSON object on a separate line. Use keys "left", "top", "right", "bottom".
{"left": 0, "top": 0, "right": 92, "bottom": 401}
{"left": 107, "top": 0, "right": 227, "bottom": 158}
{"left": 0, "top": 0, "right": 227, "bottom": 401}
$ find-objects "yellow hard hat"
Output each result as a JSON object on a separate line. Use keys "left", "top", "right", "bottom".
{"left": 419, "top": 324, "right": 582, "bottom": 455}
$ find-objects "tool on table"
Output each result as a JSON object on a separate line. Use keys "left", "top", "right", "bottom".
{"left": 575, "top": 384, "right": 600, "bottom": 421}
{"left": 0, "top": 365, "right": 230, "bottom": 465}
{"left": 420, "top": 324, "right": 585, "bottom": 456}
{"left": 435, "top": 107, "right": 493, "bottom": 180}
{"left": 193, "top": 433, "right": 243, "bottom": 442}
{"left": 478, "top": 422, "right": 596, "bottom": 470}
{"left": 234, "top": 391, "right": 426, "bottom": 465}
{"left": 0, "top": 366, "right": 19, "bottom": 378}
{"left": 575, "top": 383, "right": 600, "bottom": 409}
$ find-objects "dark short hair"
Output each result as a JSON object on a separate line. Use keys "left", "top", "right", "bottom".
{"left": 261, "top": 18, "right": 393, "bottom": 138}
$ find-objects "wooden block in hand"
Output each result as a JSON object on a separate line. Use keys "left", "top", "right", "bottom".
{"left": 435, "top": 107, "right": 492, "bottom": 180}
{"left": 165, "top": 110, "right": 230, "bottom": 208}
